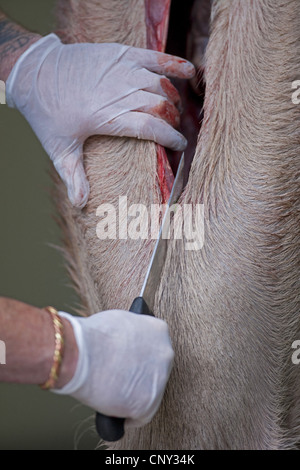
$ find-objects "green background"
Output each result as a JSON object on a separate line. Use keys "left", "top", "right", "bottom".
{"left": 0, "top": 0, "right": 98, "bottom": 449}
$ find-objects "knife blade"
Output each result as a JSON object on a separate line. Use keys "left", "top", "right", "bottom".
{"left": 95, "top": 152, "right": 185, "bottom": 442}
{"left": 140, "top": 151, "right": 185, "bottom": 314}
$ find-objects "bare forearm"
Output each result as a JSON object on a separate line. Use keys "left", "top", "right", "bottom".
{"left": 0, "top": 297, "right": 78, "bottom": 389}
{"left": 0, "top": 10, "right": 41, "bottom": 81}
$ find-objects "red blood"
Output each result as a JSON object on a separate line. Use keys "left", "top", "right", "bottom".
{"left": 157, "top": 145, "right": 174, "bottom": 203}
{"left": 145, "top": 0, "right": 171, "bottom": 52}
{"left": 160, "top": 77, "right": 181, "bottom": 105}
{"left": 157, "top": 54, "right": 192, "bottom": 78}
{"left": 150, "top": 101, "right": 180, "bottom": 128}
{"left": 145, "top": 0, "right": 175, "bottom": 202}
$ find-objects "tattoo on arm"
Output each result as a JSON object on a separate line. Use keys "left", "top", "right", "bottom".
{"left": 0, "top": 13, "right": 41, "bottom": 81}
{"left": 0, "top": 19, "right": 21, "bottom": 44}
{"left": 0, "top": 18, "right": 32, "bottom": 59}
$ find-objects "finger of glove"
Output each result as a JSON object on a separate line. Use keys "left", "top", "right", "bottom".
{"left": 124, "top": 385, "right": 166, "bottom": 429}
{"left": 127, "top": 48, "right": 196, "bottom": 79}
{"left": 124, "top": 353, "right": 174, "bottom": 429}
{"left": 136, "top": 68, "right": 181, "bottom": 107}
{"left": 53, "top": 147, "right": 89, "bottom": 209}
{"left": 122, "top": 90, "right": 180, "bottom": 128}
{"left": 102, "top": 112, "right": 187, "bottom": 151}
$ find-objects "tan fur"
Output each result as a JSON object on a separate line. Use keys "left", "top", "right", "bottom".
{"left": 54, "top": 0, "right": 300, "bottom": 449}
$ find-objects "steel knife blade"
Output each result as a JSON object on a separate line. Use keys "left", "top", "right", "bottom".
{"left": 140, "top": 151, "right": 185, "bottom": 313}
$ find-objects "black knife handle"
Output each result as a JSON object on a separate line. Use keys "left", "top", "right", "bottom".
{"left": 95, "top": 297, "right": 154, "bottom": 441}
{"left": 129, "top": 296, "right": 153, "bottom": 317}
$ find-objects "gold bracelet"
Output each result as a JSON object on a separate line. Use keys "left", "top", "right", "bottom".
{"left": 40, "top": 306, "right": 65, "bottom": 390}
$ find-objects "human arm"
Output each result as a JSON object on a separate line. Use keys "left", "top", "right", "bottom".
{"left": 0, "top": 297, "right": 77, "bottom": 387}
{"left": 0, "top": 10, "right": 41, "bottom": 82}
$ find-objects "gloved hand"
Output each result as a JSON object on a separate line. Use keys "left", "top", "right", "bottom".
{"left": 6, "top": 33, "right": 195, "bottom": 208}
{"left": 54, "top": 310, "right": 174, "bottom": 428}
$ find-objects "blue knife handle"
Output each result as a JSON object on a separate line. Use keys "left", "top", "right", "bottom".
{"left": 95, "top": 297, "right": 153, "bottom": 441}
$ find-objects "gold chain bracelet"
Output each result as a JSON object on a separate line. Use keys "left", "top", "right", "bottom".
{"left": 40, "top": 306, "right": 65, "bottom": 390}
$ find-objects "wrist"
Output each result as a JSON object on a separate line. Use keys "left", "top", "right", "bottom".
{"left": 2, "top": 34, "right": 42, "bottom": 81}
{"left": 39, "top": 307, "right": 79, "bottom": 390}
{"left": 52, "top": 312, "right": 89, "bottom": 395}
{"left": 53, "top": 315, "right": 79, "bottom": 390}
{"left": 0, "top": 10, "right": 42, "bottom": 81}
{"left": 5, "top": 33, "right": 62, "bottom": 108}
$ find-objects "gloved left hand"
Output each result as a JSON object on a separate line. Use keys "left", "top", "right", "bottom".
{"left": 6, "top": 33, "right": 195, "bottom": 208}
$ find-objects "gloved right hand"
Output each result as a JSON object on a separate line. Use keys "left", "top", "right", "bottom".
{"left": 6, "top": 33, "right": 195, "bottom": 208}
{"left": 54, "top": 310, "right": 174, "bottom": 428}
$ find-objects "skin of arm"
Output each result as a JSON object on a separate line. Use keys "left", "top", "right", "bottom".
{"left": 0, "top": 297, "right": 78, "bottom": 389}
{"left": 0, "top": 9, "right": 42, "bottom": 82}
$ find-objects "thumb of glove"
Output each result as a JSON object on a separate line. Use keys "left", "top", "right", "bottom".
{"left": 53, "top": 144, "right": 90, "bottom": 209}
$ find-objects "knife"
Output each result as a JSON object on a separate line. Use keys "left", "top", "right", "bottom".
{"left": 95, "top": 152, "right": 185, "bottom": 442}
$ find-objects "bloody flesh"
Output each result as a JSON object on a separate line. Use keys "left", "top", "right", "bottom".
{"left": 145, "top": 0, "right": 174, "bottom": 203}
{"left": 145, "top": 0, "right": 204, "bottom": 199}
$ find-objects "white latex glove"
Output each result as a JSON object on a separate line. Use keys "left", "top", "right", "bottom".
{"left": 6, "top": 33, "right": 195, "bottom": 208}
{"left": 54, "top": 310, "right": 174, "bottom": 428}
